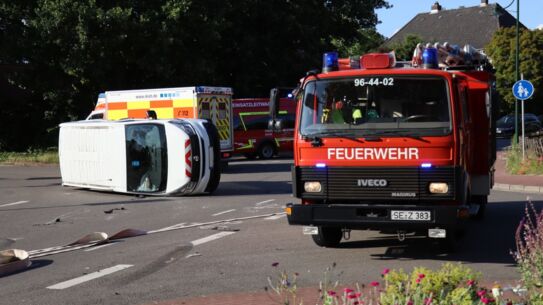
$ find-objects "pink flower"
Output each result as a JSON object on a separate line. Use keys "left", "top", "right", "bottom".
{"left": 418, "top": 273, "right": 426, "bottom": 279}
{"left": 327, "top": 291, "right": 337, "bottom": 296}
{"left": 424, "top": 297, "right": 432, "bottom": 305}
{"left": 481, "top": 297, "right": 490, "bottom": 304}
{"left": 347, "top": 293, "right": 357, "bottom": 299}
{"left": 416, "top": 278, "right": 421, "bottom": 284}
{"left": 370, "top": 281, "right": 380, "bottom": 287}
{"left": 355, "top": 292, "right": 362, "bottom": 298}
{"left": 381, "top": 268, "right": 390, "bottom": 276}
{"left": 467, "top": 279, "right": 475, "bottom": 286}
{"left": 407, "top": 300, "right": 413, "bottom": 305}
{"left": 344, "top": 288, "right": 354, "bottom": 294}
{"left": 477, "top": 290, "right": 486, "bottom": 297}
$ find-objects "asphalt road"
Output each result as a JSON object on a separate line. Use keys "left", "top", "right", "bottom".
{"left": 1, "top": 159, "right": 542, "bottom": 305}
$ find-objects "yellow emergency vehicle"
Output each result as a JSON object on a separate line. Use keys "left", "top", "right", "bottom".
{"left": 87, "top": 86, "right": 234, "bottom": 158}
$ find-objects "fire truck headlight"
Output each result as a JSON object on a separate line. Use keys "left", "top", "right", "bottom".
{"left": 429, "top": 183, "right": 449, "bottom": 194}
{"left": 304, "top": 182, "right": 322, "bottom": 193}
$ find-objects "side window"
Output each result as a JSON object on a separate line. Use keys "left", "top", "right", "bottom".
{"left": 233, "top": 115, "right": 243, "bottom": 131}
{"left": 244, "top": 115, "right": 268, "bottom": 130}
{"left": 218, "top": 102, "right": 227, "bottom": 120}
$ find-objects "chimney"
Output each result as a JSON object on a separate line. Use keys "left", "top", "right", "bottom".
{"left": 480, "top": 0, "right": 488, "bottom": 7}
{"left": 430, "top": 2, "right": 442, "bottom": 14}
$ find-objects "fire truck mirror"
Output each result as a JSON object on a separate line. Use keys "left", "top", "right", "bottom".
{"left": 269, "top": 88, "right": 280, "bottom": 120}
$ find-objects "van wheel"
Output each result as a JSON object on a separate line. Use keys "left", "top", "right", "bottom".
{"left": 258, "top": 142, "right": 275, "bottom": 159}
{"left": 203, "top": 121, "right": 221, "bottom": 194}
{"left": 312, "top": 226, "right": 342, "bottom": 248}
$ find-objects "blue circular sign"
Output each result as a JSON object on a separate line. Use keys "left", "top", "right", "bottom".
{"left": 512, "top": 80, "right": 534, "bottom": 100}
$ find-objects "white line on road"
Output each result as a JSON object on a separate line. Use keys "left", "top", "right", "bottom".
{"left": 191, "top": 232, "right": 235, "bottom": 246}
{"left": 265, "top": 213, "right": 286, "bottom": 220}
{"left": 212, "top": 209, "right": 236, "bottom": 216}
{"left": 84, "top": 243, "right": 116, "bottom": 252}
{"left": 0, "top": 200, "right": 29, "bottom": 208}
{"left": 255, "top": 199, "right": 275, "bottom": 206}
{"left": 46, "top": 264, "right": 133, "bottom": 290}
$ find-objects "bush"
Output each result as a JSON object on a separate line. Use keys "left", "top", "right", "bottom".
{"left": 506, "top": 142, "right": 543, "bottom": 175}
{"left": 514, "top": 199, "right": 543, "bottom": 305}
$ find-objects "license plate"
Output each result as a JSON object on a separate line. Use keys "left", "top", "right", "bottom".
{"left": 391, "top": 210, "right": 431, "bottom": 221}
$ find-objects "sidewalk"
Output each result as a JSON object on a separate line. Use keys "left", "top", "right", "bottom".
{"left": 494, "top": 151, "right": 543, "bottom": 193}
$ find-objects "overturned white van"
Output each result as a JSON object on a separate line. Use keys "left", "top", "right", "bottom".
{"left": 59, "top": 119, "right": 221, "bottom": 195}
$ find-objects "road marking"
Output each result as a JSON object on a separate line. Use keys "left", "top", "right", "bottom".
{"left": 46, "top": 264, "right": 133, "bottom": 290}
{"left": 0, "top": 200, "right": 29, "bottom": 208}
{"left": 265, "top": 213, "right": 286, "bottom": 220}
{"left": 84, "top": 243, "right": 115, "bottom": 252}
{"left": 255, "top": 199, "right": 275, "bottom": 206}
{"left": 212, "top": 209, "right": 236, "bottom": 217}
{"left": 191, "top": 232, "right": 235, "bottom": 246}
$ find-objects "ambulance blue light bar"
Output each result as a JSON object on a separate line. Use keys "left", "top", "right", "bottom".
{"left": 421, "top": 163, "right": 432, "bottom": 168}
{"left": 322, "top": 52, "right": 339, "bottom": 73}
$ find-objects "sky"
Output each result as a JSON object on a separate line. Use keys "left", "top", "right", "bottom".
{"left": 376, "top": 0, "right": 543, "bottom": 38}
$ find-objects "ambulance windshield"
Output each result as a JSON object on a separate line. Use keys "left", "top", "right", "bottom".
{"left": 299, "top": 76, "right": 451, "bottom": 137}
{"left": 126, "top": 124, "right": 168, "bottom": 193}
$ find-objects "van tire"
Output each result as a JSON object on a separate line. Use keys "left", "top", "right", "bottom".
{"left": 203, "top": 121, "right": 221, "bottom": 194}
{"left": 312, "top": 226, "right": 342, "bottom": 248}
{"left": 258, "top": 142, "right": 275, "bottom": 159}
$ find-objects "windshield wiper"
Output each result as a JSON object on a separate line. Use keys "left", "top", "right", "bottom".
{"left": 303, "top": 130, "right": 364, "bottom": 144}
{"left": 369, "top": 130, "right": 430, "bottom": 143}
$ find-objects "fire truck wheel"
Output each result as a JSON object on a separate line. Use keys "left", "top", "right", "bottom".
{"left": 471, "top": 195, "right": 487, "bottom": 220}
{"left": 312, "top": 226, "right": 342, "bottom": 247}
{"left": 258, "top": 142, "right": 276, "bottom": 159}
{"left": 203, "top": 121, "right": 221, "bottom": 194}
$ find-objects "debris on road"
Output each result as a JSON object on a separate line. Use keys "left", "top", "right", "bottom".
{"left": 104, "top": 207, "right": 126, "bottom": 214}
{"left": 0, "top": 249, "right": 31, "bottom": 276}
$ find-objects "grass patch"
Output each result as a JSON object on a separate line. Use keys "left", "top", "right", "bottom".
{"left": 506, "top": 143, "right": 543, "bottom": 175}
{"left": 0, "top": 149, "right": 59, "bottom": 165}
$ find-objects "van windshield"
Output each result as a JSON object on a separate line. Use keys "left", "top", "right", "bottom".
{"left": 299, "top": 76, "right": 451, "bottom": 137}
{"left": 125, "top": 124, "right": 168, "bottom": 193}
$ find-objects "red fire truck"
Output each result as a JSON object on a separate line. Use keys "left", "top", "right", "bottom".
{"left": 272, "top": 44, "right": 497, "bottom": 250}
{"left": 233, "top": 94, "right": 296, "bottom": 159}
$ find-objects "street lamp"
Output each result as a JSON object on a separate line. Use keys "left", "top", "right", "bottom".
{"left": 514, "top": 0, "right": 520, "bottom": 144}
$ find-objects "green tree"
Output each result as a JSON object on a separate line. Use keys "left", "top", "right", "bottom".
{"left": 486, "top": 27, "right": 543, "bottom": 114}
{"left": 0, "top": 0, "right": 390, "bottom": 150}
{"left": 389, "top": 34, "right": 423, "bottom": 61}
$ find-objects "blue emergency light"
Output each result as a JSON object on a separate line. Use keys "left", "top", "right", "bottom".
{"left": 422, "top": 47, "right": 438, "bottom": 69}
{"left": 421, "top": 163, "right": 432, "bottom": 168}
{"left": 316, "top": 163, "right": 327, "bottom": 168}
{"left": 322, "top": 52, "right": 339, "bottom": 73}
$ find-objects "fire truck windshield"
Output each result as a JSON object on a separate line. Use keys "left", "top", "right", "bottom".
{"left": 299, "top": 76, "right": 451, "bottom": 137}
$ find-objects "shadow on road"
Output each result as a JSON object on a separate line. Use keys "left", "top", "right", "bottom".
{"left": 0, "top": 259, "right": 53, "bottom": 278}
{"left": 337, "top": 200, "right": 542, "bottom": 265}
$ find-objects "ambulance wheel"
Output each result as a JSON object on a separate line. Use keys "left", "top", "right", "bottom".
{"left": 312, "top": 226, "right": 342, "bottom": 248}
{"left": 258, "top": 142, "right": 275, "bottom": 159}
{"left": 203, "top": 121, "right": 221, "bottom": 194}
{"left": 472, "top": 195, "right": 487, "bottom": 220}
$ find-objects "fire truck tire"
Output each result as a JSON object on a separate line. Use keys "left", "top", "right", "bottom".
{"left": 258, "top": 142, "right": 276, "bottom": 159}
{"left": 312, "top": 226, "right": 342, "bottom": 247}
{"left": 471, "top": 195, "right": 487, "bottom": 220}
{"left": 203, "top": 121, "right": 221, "bottom": 194}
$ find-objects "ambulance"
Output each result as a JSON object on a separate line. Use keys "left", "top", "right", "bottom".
{"left": 59, "top": 118, "right": 221, "bottom": 195}
{"left": 87, "top": 86, "right": 234, "bottom": 160}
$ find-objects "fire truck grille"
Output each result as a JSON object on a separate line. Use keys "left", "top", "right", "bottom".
{"left": 298, "top": 166, "right": 457, "bottom": 201}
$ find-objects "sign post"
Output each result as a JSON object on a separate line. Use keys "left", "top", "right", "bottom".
{"left": 512, "top": 79, "right": 535, "bottom": 160}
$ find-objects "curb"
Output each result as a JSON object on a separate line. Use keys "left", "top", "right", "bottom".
{"left": 493, "top": 183, "right": 543, "bottom": 194}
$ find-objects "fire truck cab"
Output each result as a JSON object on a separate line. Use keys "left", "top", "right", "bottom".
{"left": 274, "top": 44, "right": 497, "bottom": 249}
